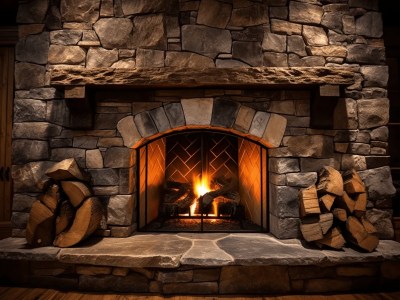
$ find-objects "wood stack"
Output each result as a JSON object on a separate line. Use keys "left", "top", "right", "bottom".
{"left": 299, "top": 166, "right": 379, "bottom": 252}
{"left": 26, "top": 158, "right": 103, "bottom": 248}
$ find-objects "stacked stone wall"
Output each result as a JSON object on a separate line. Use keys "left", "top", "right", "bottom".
{"left": 12, "top": 0, "right": 396, "bottom": 239}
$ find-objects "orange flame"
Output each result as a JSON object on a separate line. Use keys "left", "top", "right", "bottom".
{"left": 193, "top": 174, "right": 211, "bottom": 198}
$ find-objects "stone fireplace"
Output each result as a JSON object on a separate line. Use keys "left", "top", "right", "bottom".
{"left": 4, "top": 0, "right": 400, "bottom": 294}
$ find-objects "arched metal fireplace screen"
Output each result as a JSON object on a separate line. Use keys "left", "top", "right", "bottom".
{"left": 137, "top": 130, "right": 268, "bottom": 232}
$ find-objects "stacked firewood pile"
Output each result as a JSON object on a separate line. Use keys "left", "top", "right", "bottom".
{"left": 26, "top": 158, "right": 103, "bottom": 248}
{"left": 299, "top": 166, "right": 379, "bottom": 252}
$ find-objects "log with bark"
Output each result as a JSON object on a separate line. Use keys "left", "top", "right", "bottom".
{"left": 299, "top": 167, "right": 379, "bottom": 252}
{"left": 53, "top": 197, "right": 103, "bottom": 248}
{"left": 26, "top": 200, "right": 56, "bottom": 247}
{"left": 201, "top": 177, "right": 238, "bottom": 209}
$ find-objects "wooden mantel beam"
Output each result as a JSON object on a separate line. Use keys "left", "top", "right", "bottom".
{"left": 50, "top": 67, "right": 355, "bottom": 88}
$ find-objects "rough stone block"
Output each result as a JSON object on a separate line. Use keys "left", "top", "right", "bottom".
{"left": 303, "top": 25, "right": 328, "bottom": 46}
{"left": 79, "top": 273, "right": 148, "bottom": 292}
{"left": 361, "top": 66, "right": 388, "bottom": 88}
{"left": 15, "top": 63, "right": 46, "bottom": 90}
{"left": 333, "top": 98, "right": 358, "bottom": 130}
{"left": 233, "top": 105, "right": 256, "bottom": 133}
{"left": 136, "top": 49, "right": 164, "bottom": 68}
{"left": 76, "top": 265, "right": 112, "bottom": 275}
{"left": 89, "top": 168, "right": 119, "bottom": 186}
{"left": 51, "top": 148, "right": 86, "bottom": 168}
{"left": 193, "top": 268, "right": 220, "bottom": 282}
{"left": 149, "top": 107, "right": 171, "bottom": 133}
{"left": 133, "top": 14, "right": 167, "bottom": 49}
{"left": 121, "top": 0, "right": 165, "bottom": 15}
{"left": 48, "top": 45, "right": 86, "bottom": 65}
{"left": 16, "top": 32, "right": 49, "bottom": 64}
{"left": 269, "top": 214, "right": 300, "bottom": 239}
{"left": 110, "top": 224, "right": 136, "bottom": 237}
{"left": 263, "top": 52, "right": 288, "bottom": 67}
{"left": 262, "top": 32, "right": 286, "bottom": 52}
{"left": 157, "top": 270, "right": 193, "bottom": 283}
{"left": 61, "top": 0, "right": 100, "bottom": 24}
{"left": 117, "top": 116, "right": 142, "bottom": 148}
{"left": 12, "top": 140, "right": 49, "bottom": 164}
{"left": 86, "top": 149, "right": 103, "bottom": 169}
{"left": 134, "top": 111, "right": 158, "bottom": 138}
{"left": 300, "top": 157, "right": 338, "bottom": 172}
{"left": 286, "top": 172, "right": 317, "bottom": 187}
{"left": 304, "top": 278, "right": 352, "bottom": 293}
{"left": 249, "top": 111, "right": 270, "bottom": 138}
{"left": 165, "top": 51, "right": 214, "bottom": 68}
{"left": 262, "top": 113, "right": 287, "bottom": 148}
{"left": 12, "top": 194, "right": 36, "bottom": 212}
{"left": 289, "top": 1, "right": 323, "bottom": 24}
{"left": 182, "top": 25, "right": 231, "bottom": 58}
{"left": 219, "top": 266, "right": 290, "bottom": 294}
{"left": 269, "top": 184, "right": 299, "bottom": 218}
{"left": 358, "top": 166, "right": 396, "bottom": 201}
{"left": 346, "top": 44, "right": 385, "bottom": 64}
{"left": 73, "top": 136, "right": 98, "bottom": 149}
{"left": 269, "top": 158, "right": 300, "bottom": 174}
{"left": 181, "top": 98, "right": 213, "bottom": 126}
{"left": 107, "top": 195, "right": 134, "bottom": 226}
{"left": 50, "top": 30, "right": 82, "bottom": 45}
{"left": 232, "top": 41, "right": 262, "bottom": 66}
{"left": 197, "top": 0, "right": 231, "bottom": 29}
{"left": 164, "top": 102, "right": 185, "bottom": 128}
{"left": 229, "top": 3, "right": 268, "bottom": 27}
{"left": 356, "top": 12, "right": 383, "bottom": 38}
{"left": 12, "top": 161, "right": 54, "bottom": 193}
{"left": 17, "top": 0, "right": 49, "bottom": 23}
{"left": 86, "top": 47, "right": 118, "bottom": 68}
{"left": 286, "top": 135, "right": 333, "bottom": 158}
{"left": 104, "top": 147, "right": 133, "bottom": 168}
{"left": 94, "top": 18, "right": 133, "bottom": 49}
{"left": 358, "top": 99, "right": 389, "bottom": 129}
{"left": 211, "top": 99, "right": 240, "bottom": 128}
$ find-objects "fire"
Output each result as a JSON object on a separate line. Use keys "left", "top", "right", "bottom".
{"left": 194, "top": 174, "right": 211, "bottom": 198}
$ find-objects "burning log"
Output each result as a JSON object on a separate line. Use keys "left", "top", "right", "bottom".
{"left": 162, "top": 181, "right": 195, "bottom": 215}
{"left": 299, "top": 167, "right": 379, "bottom": 252}
{"left": 201, "top": 177, "right": 238, "bottom": 209}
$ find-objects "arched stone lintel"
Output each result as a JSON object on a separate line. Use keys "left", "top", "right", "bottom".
{"left": 117, "top": 99, "right": 287, "bottom": 149}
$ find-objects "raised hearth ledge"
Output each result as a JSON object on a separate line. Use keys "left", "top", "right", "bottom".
{"left": 49, "top": 67, "right": 356, "bottom": 88}
{"left": 0, "top": 233, "right": 399, "bottom": 268}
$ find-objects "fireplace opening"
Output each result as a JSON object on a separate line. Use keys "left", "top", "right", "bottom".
{"left": 137, "top": 130, "right": 268, "bottom": 232}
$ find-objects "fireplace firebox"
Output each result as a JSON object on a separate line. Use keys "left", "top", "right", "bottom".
{"left": 137, "top": 130, "right": 268, "bottom": 232}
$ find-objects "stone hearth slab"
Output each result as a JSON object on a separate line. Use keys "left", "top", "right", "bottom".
{"left": 1, "top": 233, "right": 399, "bottom": 268}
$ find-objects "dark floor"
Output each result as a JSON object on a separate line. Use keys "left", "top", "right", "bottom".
{"left": 1, "top": 287, "right": 400, "bottom": 300}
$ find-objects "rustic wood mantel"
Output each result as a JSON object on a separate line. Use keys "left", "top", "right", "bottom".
{"left": 50, "top": 66, "right": 355, "bottom": 88}
{"left": 50, "top": 66, "right": 355, "bottom": 129}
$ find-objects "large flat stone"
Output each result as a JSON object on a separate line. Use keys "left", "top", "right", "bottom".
{"left": 0, "top": 238, "right": 59, "bottom": 261}
{"left": 180, "top": 240, "right": 233, "bottom": 266}
{"left": 58, "top": 234, "right": 192, "bottom": 268}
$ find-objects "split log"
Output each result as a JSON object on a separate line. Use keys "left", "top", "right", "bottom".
{"left": 300, "top": 219, "right": 323, "bottom": 242}
{"left": 39, "top": 184, "right": 60, "bottom": 213}
{"left": 343, "top": 169, "right": 366, "bottom": 194}
{"left": 26, "top": 200, "right": 55, "bottom": 247}
{"left": 361, "top": 217, "right": 378, "bottom": 235}
{"left": 354, "top": 192, "right": 367, "bottom": 217}
{"left": 163, "top": 181, "right": 191, "bottom": 203}
{"left": 53, "top": 197, "right": 103, "bottom": 248}
{"left": 55, "top": 201, "right": 75, "bottom": 235}
{"left": 319, "top": 213, "right": 333, "bottom": 234}
{"left": 346, "top": 216, "right": 379, "bottom": 252}
{"left": 201, "top": 177, "right": 237, "bottom": 208}
{"left": 336, "top": 191, "right": 355, "bottom": 214}
{"left": 216, "top": 193, "right": 240, "bottom": 217}
{"left": 316, "top": 227, "right": 346, "bottom": 250}
{"left": 46, "top": 158, "right": 90, "bottom": 181}
{"left": 317, "top": 166, "right": 343, "bottom": 196}
{"left": 61, "top": 181, "right": 92, "bottom": 207}
{"left": 299, "top": 186, "right": 320, "bottom": 218}
{"left": 332, "top": 208, "right": 347, "bottom": 222}
{"left": 319, "top": 193, "right": 336, "bottom": 212}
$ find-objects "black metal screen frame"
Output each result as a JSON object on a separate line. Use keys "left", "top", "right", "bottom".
{"left": 136, "top": 129, "right": 269, "bottom": 233}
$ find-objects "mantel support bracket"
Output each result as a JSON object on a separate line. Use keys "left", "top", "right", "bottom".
{"left": 64, "top": 85, "right": 94, "bottom": 129}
